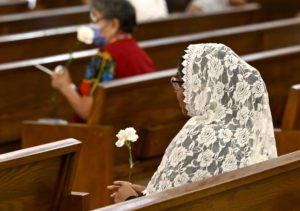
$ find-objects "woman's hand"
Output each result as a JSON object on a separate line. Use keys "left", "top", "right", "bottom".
{"left": 107, "top": 181, "right": 141, "bottom": 203}
{"left": 51, "top": 68, "right": 72, "bottom": 91}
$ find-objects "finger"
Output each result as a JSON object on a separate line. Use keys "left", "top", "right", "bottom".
{"left": 110, "top": 192, "right": 116, "bottom": 198}
{"left": 113, "top": 181, "right": 131, "bottom": 186}
{"left": 107, "top": 185, "right": 121, "bottom": 191}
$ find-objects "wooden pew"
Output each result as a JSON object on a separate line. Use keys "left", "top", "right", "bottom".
{"left": 281, "top": 84, "right": 300, "bottom": 130}
{"left": 0, "top": 3, "right": 260, "bottom": 36}
{"left": 0, "top": 0, "right": 28, "bottom": 15}
{"left": 94, "top": 149, "right": 300, "bottom": 211}
{"left": 0, "top": 5, "right": 90, "bottom": 35}
{"left": 1, "top": 44, "right": 300, "bottom": 145}
{"left": 250, "top": 0, "right": 300, "bottom": 20}
{"left": 275, "top": 130, "right": 300, "bottom": 156}
{"left": 0, "top": 138, "right": 89, "bottom": 211}
{"left": 166, "top": 0, "right": 191, "bottom": 13}
{"left": 22, "top": 123, "right": 114, "bottom": 209}
{"left": 4, "top": 15, "right": 300, "bottom": 65}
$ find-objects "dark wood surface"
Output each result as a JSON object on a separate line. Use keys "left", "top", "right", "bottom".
{"left": 0, "top": 5, "right": 90, "bottom": 35}
{"left": 0, "top": 3, "right": 259, "bottom": 35}
{"left": 275, "top": 130, "right": 300, "bottom": 156}
{"left": 2, "top": 15, "right": 300, "bottom": 65}
{"left": 22, "top": 122, "right": 114, "bottom": 209}
{"left": 281, "top": 84, "right": 300, "bottom": 130}
{"left": 95, "top": 149, "right": 300, "bottom": 211}
{"left": 0, "top": 3, "right": 261, "bottom": 63}
{"left": 250, "top": 0, "right": 300, "bottom": 20}
{"left": 0, "top": 138, "right": 88, "bottom": 211}
{"left": 0, "top": 45, "right": 300, "bottom": 146}
{"left": 0, "top": 0, "right": 29, "bottom": 15}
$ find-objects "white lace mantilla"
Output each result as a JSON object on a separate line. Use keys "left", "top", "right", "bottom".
{"left": 144, "top": 43, "right": 277, "bottom": 195}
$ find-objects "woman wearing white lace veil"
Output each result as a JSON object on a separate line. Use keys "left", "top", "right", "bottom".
{"left": 108, "top": 43, "right": 278, "bottom": 201}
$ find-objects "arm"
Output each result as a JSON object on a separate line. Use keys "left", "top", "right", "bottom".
{"left": 51, "top": 69, "right": 93, "bottom": 120}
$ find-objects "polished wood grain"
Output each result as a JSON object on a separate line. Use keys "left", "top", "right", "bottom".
{"left": 0, "top": 3, "right": 261, "bottom": 63}
{"left": 0, "top": 45, "right": 299, "bottom": 147}
{"left": 94, "top": 149, "right": 300, "bottom": 211}
{"left": 0, "top": 5, "right": 90, "bottom": 35}
{"left": 0, "top": 3, "right": 259, "bottom": 35}
{"left": 22, "top": 122, "right": 114, "bottom": 209}
{"left": 0, "top": 0, "right": 28, "bottom": 15}
{"left": 275, "top": 130, "right": 300, "bottom": 156}
{"left": 0, "top": 138, "right": 88, "bottom": 211}
{"left": 281, "top": 84, "right": 300, "bottom": 130}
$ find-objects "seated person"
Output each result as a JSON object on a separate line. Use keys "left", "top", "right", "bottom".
{"left": 107, "top": 43, "right": 278, "bottom": 202}
{"left": 51, "top": 0, "right": 155, "bottom": 121}
{"left": 186, "top": 0, "right": 247, "bottom": 13}
{"left": 128, "top": 0, "right": 169, "bottom": 22}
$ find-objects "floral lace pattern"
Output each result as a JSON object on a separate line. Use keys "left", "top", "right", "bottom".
{"left": 144, "top": 44, "right": 277, "bottom": 195}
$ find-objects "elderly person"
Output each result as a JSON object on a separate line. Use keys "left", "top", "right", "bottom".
{"left": 108, "top": 43, "right": 277, "bottom": 202}
{"left": 186, "top": 0, "right": 247, "bottom": 13}
{"left": 51, "top": 0, "right": 155, "bottom": 121}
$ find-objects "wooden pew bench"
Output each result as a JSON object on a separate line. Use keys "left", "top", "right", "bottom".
{"left": 0, "top": 5, "right": 90, "bottom": 35}
{"left": 0, "top": 3, "right": 261, "bottom": 63}
{"left": 94, "top": 148, "right": 300, "bottom": 211}
{"left": 0, "top": 3, "right": 260, "bottom": 36}
{"left": 0, "top": 0, "right": 29, "bottom": 15}
{"left": 281, "top": 84, "right": 300, "bottom": 130}
{"left": 1, "top": 44, "right": 300, "bottom": 144}
{"left": 0, "top": 138, "right": 89, "bottom": 211}
{"left": 250, "top": 0, "right": 300, "bottom": 20}
{"left": 21, "top": 123, "right": 114, "bottom": 209}
{"left": 2, "top": 15, "right": 300, "bottom": 65}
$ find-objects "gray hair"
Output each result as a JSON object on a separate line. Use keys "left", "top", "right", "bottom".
{"left": 91, "top": 0, "right": 137, "bottom": 33}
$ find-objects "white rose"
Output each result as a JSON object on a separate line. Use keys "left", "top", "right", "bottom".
{"left": 77, "top": 25, "right": 94, "bottom": 45}
{"left": 198, "top": 126, "right": 217, "bottom": 147}
{"left": 214, "top": 105, "right": 226, "bottom": 120}
{"left": 197, "top": 149, "right": 214, "bottom": 167}
{"left": 218, "top": 129, "right": 232, "bottom": 143}
{"left": 252, "top": 81, "right": 264, "bottom": 98}
{"left": 214, "top": 82, "right": 225, "bottom": 100}
{"left": 174, "top": 173, "right": 189, "bottom": 187}
{"left": 233, "top": 81, "right": 251, "bottom": 104}
{"left": 158, "top": 179, "right": 172, "bottom": 192}
{"left": 207, "top": 56, "right": 223, "bottom": 79}
{"left": 168, "top": 146, "right": 191, "bottom": 167}
{"left": 222, "top": 154, "right": 238, "bottom": 172}
{"left": 115, "top": 127, "right": 139, "bottom": 147}
{"left": 192, "top": 170, "right": 211, "bottom": 182}
{"left": 224, "top": 54, "right": 239, "bottom": 70}
{"left": 236, "top": 107, "right": 249, "bottom": 125}
{"left": 234, "top": 128, "right": 250, "bottom": 147}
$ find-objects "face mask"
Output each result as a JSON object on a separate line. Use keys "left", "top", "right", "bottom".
{"left": 77, "top": 24, "right": 108, "bottom": 47}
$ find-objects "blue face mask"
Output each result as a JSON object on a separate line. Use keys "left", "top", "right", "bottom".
{"left": 90, "top": 24, "right": 108, "bottom": 47}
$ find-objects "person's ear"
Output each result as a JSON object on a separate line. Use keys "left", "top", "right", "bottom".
{"left": 109, "top": 18, "right": 120, "bottom": 34}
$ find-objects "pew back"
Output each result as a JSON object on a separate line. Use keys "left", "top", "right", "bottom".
{"left": 0, "top": 3, "right": 259, "bottom": 35}
{"left": 94, "top": 149, "right": 300, "bottom": 211}
{"left": 22, "top": 122, "right": 114, "bottom": 209}
{"left": 1, "top": 45, "right": 300, "bottom": 147}
{"left": 0, "top": 3, "right": 262, "bottom": 63}
{"left": 281, "top": 84, "right": 300, "bottom": 130}
{"left": 275, "top": 130, "right": 300, "bottom": 156}
{"left": 0, "top": 138, "right": 83, "bottom": 211}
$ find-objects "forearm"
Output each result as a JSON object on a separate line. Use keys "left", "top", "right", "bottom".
{"left": 60, "top": 85, "right": 93, "bottom": 120}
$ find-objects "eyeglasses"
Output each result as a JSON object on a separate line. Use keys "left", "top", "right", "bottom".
{"left": 170, "top": 76, "right": 184, "bottom": 90}
{"left": 90, "top": 11, "right": 104, "bottom": 23}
